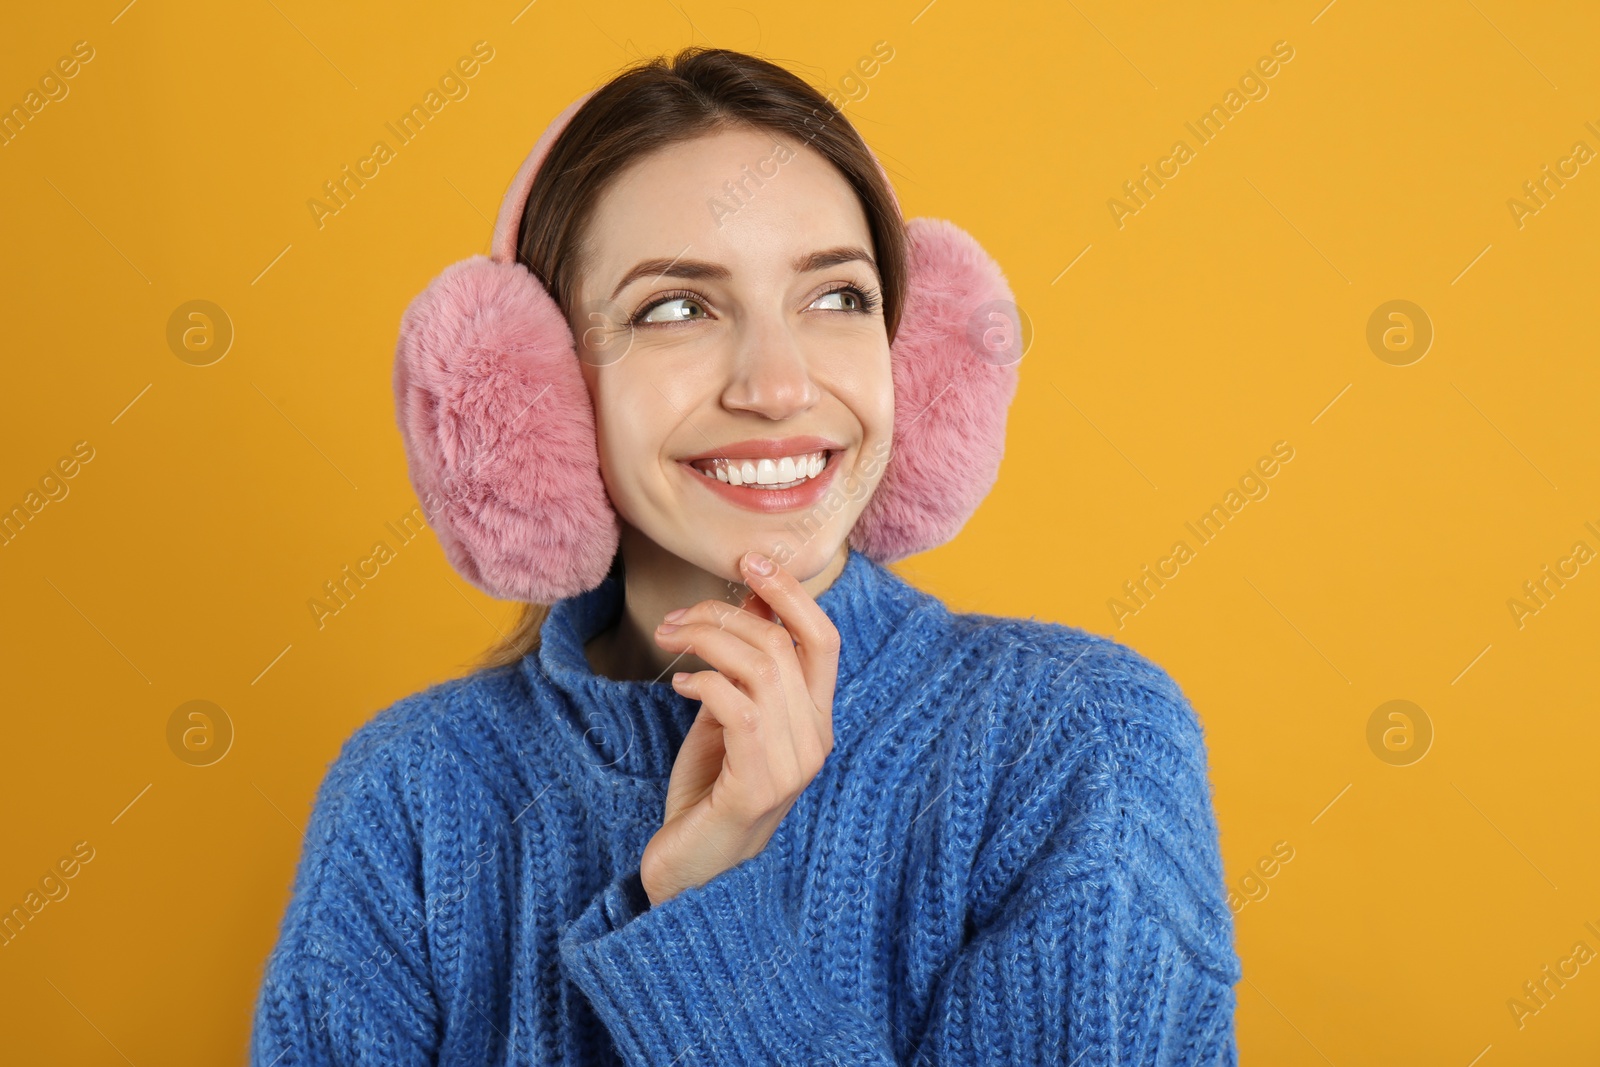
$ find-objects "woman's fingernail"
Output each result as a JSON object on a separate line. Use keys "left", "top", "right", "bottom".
{"left": 672, "top": 672, "right": 689, "bottom": 683}
{"left": 744, "top": 551, "right": 776, "bottom": 576}
{"left": 657, "top": 622, "right": 680, "bottom": 634}
{"left": 664, "top": 608, "right": 687, "bottom": 622}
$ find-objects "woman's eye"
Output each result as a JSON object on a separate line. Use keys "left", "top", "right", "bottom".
{"left": 812, "top": 287, "right": 862, "bottom": 312}
{"left": 630, "top": 284, "right": 876, "bottom": 327}
{"left": 633, "top": 295, "right": 705, "bottom": 326}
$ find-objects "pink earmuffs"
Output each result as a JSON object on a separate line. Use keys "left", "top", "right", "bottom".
{"left": 393, "top": 88, "right": 1022, "bottom": 604}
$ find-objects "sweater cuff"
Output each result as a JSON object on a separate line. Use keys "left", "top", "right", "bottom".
{"left": 602, "top": 868, "right": 652, "bottom": 931}
{"left": 558, "top": 851, "right": 887, "bottom": 1065}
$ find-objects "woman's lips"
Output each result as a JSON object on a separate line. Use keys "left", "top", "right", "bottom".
{"left": 679, "top": 450, "right": 843, "bottom": 513}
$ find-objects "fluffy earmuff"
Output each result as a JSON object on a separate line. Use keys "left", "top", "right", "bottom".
{"left": 849, "top": 216, "right": 1021, "bottom": 565}
{"left": 393, "top": 255, "right": 618, "bottom": 604}
{"left": 393, "top": 90, "right": 1021, "bottom": 604}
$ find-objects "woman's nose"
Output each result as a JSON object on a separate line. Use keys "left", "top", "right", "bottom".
{"left": 719, "top": 316, "right": 821, "bottom": 420}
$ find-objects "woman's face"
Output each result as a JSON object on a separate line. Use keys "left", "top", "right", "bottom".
{"left": 566, "top": 124, "right": 895, "bottom": 584}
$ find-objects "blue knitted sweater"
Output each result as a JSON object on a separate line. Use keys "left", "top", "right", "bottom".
{"left": 251, "top": 547, "right": 1241, "bottom": 1065}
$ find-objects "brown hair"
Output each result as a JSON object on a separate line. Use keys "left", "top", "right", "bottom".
{"left": 471, "top": 45, "right": 908, "bottom": 672}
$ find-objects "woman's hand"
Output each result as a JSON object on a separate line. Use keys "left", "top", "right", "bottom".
{"left": 639, "top": 549, "right": 842, "bottom": 907}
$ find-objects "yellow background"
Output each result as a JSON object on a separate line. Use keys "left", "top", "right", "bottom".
{"left": 2, "top": 1, "right": 1596, "bottom": 1063}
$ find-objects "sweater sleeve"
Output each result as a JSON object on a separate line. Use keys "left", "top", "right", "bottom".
{"left": 250, "top": 713, "right": 442, "bottom": 1067}
{"left": 555, "top": 642, "right": 1242, "bottom": 1066}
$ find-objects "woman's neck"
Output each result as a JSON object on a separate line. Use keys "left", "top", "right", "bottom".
{"left": 584, "top": 524, "right": 849, "bottom": 683}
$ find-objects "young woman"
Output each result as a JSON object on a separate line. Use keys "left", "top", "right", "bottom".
{"left": 252, "top": 46, "right": 1242, "bottom": 1066}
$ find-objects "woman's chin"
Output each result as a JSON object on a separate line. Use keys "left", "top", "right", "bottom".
{"left": 659, "top": 533, "right": 844, "bottom": 589}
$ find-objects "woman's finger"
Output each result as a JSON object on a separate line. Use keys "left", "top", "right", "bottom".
{"left": 659, "top": 598, "right": 830, "bottom": 766}
{"left": 738, "top": 588, "right": 777, "bottom": 624}
{"left": 656, "top": 617, "right": 786, "bottom": 700}
{"left": 661, "top": 598, "right": 792, "bottom": 658}
{"left": 737, "top": 551, "right": 842, "bottom": 718}
{"left": 669, "top": 662, "right": 807, "bottom": 811}
{"left": 656, "top": 621, "right": 804, "bottom": 775}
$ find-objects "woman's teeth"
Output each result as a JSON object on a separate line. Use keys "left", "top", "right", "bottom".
{"left": 690, "top": 451, "right": 829, "bottom": 490}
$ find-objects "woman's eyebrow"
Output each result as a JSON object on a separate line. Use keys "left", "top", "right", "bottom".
{"left": 610, "top": 245, "right": 879, "bottom": 302}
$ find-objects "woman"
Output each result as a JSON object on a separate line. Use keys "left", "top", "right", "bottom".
{"left": 251, "top": 46, "right": 1242, "bottom": 1066}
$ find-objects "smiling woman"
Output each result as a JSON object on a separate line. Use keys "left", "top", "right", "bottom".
{"left": 419, "top": 47, "right": 934, "bottom": 671}
{"left": 251, "top": 44, "right": 1242, "bottom": 1067}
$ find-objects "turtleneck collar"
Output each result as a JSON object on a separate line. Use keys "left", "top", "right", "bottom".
{"left": 523, "top": 546, "right": 931, "bottom": 781}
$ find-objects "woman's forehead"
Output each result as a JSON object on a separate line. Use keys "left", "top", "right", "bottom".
{"left": 582, "top": 127, "right": 871, "bottom": 269}
{"left": 563, "top": 141, "right": 874, "bottom": 324}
